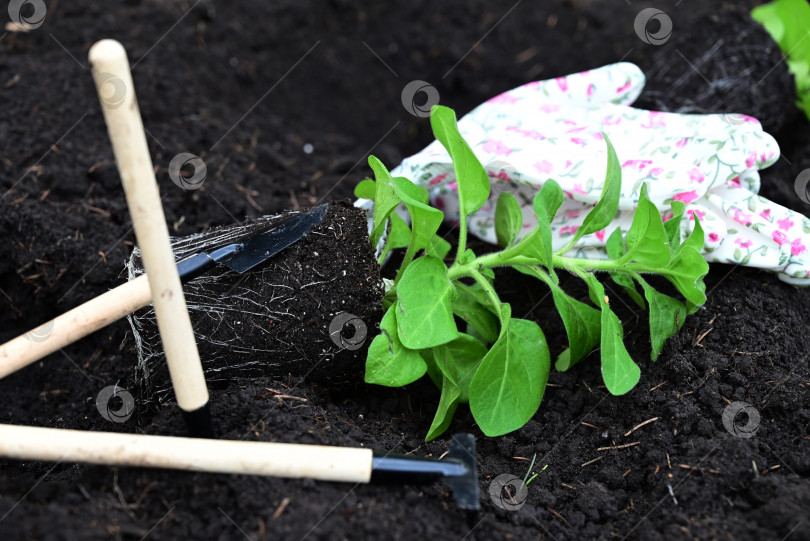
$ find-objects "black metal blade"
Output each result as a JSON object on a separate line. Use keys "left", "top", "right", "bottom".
{"left": 220, "top": 204, "right": 328, "bottom": 274}
{"left": 369, "top": 433, "right": 479, "bottom": 511}
{"left": 446, "top": 433, "right": 479, "bottom": 510}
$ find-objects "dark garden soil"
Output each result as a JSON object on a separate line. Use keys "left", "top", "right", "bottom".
{"left": 1, "top": 1, "right": 809, "bottom": 540}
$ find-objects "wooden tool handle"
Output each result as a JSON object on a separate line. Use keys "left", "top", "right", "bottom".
{"left": 0, "top": 275, "right": 152, "bottom": 379}
{"left": 0, "top": 424, "right": 374, "bottom": 483}
{"left": 89, "top": 40, "right": 209, "bottom": 415}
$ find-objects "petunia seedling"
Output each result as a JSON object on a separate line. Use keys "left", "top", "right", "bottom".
{"left": 355, "top": 105, "right": 708, "bottom": 440}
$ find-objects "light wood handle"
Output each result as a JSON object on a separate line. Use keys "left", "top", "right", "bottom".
{"left": 0, "top": 275, "right": 152, "bottom": 379}
{"left": 0, "top": 424, "right": 374, "bottom": 483}
{"left": 89, "top": 40, "right": 208, "bottom": 413}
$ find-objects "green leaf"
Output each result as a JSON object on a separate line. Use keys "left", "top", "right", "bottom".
{"left": 452, "top": 289, "right": 500, "bottom": 344}
{"left": 622, "top": 183, "right": 670, "bottom": 266}
{"left": 379, "top": 212, "right": 411, "bottom": 263}
{"left": 581, "top": 274, "right": 641, "bottom": 395}
{"left": 637, "top": 277, "right": 686, "bottom": 361}
{"left": 469, "top": 306, "right": 551, "bottom": 437}
{"left": 459, "top": 248, "right": 476, "bottom": 265}
{"left": 511, "top": 180, "right": 564, "bottom": 265}
{"left": 425, "top": 233, "right": 452, "bottom": 260}
{"left": 430, "top": 105, "right": 490, "bottom": 215}
{"left": 532, "top": 180, "right": 565, "bottom": 271}
{"left": 433, "top": 334, "right": 488, "bottom": 402}
{"left": 396, "top": 256, "right": 458, "bottom": 348}
{"left": 367, "top": 157, "right": 403, "bottom": 247}
{"left": 568, "top": 133, "right": 622, "bottom": 245}
{"left": 495, "top": 192, "right": 523, "bottom": 248}
{"left": 605, "top": 227, "right": 626, "bottom": 259}
{"left": 455, "top": 282, "right": 499, "bottom": 314}
{"left": 664, "top": 248, "right": 708, "bottom": 306}
{"left": 365, "top": 304, "right": 428, "bottom": 386}
{"left": 752, "top": 0, "right": 810, "bottom": 122}
{"left": 512, "top": 228, "right": 551, "bottom": 266}
{"left": 682, "top": 216, "right": 705, "bottom": 253}
{"left": 421, "top": 348, "right": 440, "bottom": 388}
{"left": 390, "top": 176, "right": 444, "bottom": 252}
{"left": 664, "top": 200, "right": 686, "bottom": 251}
{"left": 663, "top": 219, "right": 709, "bottom": 306}
{"left": 425, "top": 379, "right": 460, "bottom": 442}
{"left": 534, "top": 179, "right": 565, "bottom": 222}
{"left": 599, "top": 308, "right": 641, "bottom": 394}
{"left": 612, "top": 272, "right": 646, "bottom": 309}
{"left": 547, "top": 283, "right": 602, "bottom": 371}
{"left": 515, "top": 264, "right": 600, "bottom": 371}
{"left": 601, "top": 226, "right": 644, "bottom": 306}
{"left": 354, "top": 178, "right": 375, "bottom": 199}
{"left": 424, "top": 334, "right": 488, "bottom": 441}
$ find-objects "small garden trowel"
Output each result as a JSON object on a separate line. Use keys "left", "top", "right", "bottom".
{"left": 174, "top": 204, "right": 327, "bottom": 280}
{"left": 0, "top": 204, "right": 329, "bottom": 380}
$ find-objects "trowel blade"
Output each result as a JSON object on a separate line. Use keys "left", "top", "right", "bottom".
{"left": 221, "top": 204, "right": 328, "bottom": 274}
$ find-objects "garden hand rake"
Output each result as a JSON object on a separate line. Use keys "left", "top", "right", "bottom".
{"left": 0, "top": 424, "right": 480, "bottom": 511}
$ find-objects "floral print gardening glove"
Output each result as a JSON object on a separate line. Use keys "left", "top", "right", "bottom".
{"left": 386, "top": 62, "right": 810, "bottom": 285}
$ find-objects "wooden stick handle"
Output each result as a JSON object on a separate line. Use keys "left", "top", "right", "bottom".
{"left": 89, "top": 40, "right": 209, "bottom": 415}
{"left": 0, "top": 275, "right": 151, "bottom": 379}
{"left": 0, "top": 424, "right": 374, "bottom": 483}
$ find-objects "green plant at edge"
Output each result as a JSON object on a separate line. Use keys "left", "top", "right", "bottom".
{"left": 354, "top": 105, "right": 709, "bottom": 441}
{"left": 752, "top": 0, "right": 810, "bottom": 122}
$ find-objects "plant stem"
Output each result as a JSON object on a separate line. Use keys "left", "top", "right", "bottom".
{"left": 468, "top": 268, "right": 503, "bottom": 314}
{"left": 470, "top": 251, "right": 626, "bottom": 274}
{"left": 455, "top": 214, "right": 468, "bottom": 265}
{"left": 552, "top": 255, "right": 623, "bottom": 272}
